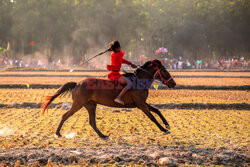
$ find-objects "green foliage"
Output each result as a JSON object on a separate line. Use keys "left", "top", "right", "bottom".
{"left": 0, "top": 0, "right": 249, "bottom": 60}
{"left": 0, "top": 0, "right": 13, "bottom": 48}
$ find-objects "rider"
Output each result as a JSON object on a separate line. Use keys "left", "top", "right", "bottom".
{"left": 107, "top": 40, "right": 137, "bottom": 105}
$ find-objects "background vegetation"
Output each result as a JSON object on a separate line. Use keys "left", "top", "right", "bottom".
{"left": 0, "top": 0, "right": 249, "bottom": 62}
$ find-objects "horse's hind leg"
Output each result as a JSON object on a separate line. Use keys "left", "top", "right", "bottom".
{"left": 147, "top": 104, "right": 170, "bottom": 129}
{"left": 56, "top": 101, "right": 82, "bottom": 137}
{"left": 84, "top": 102, "right": 108, "bottom": 139}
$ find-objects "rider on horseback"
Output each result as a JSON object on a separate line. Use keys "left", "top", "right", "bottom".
{"left": 107, "top": 40, "right": 137, "bottom": 105}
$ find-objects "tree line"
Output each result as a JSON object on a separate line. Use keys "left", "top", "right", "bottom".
{"left": 0, "top": 0, "right": 249, "bottom": 63}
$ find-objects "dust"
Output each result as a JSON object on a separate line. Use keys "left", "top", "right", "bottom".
{"left": 0, "top": 126, "right": 16, "bottom": 137}
{"left": 65, "top": 132, "right": 75, "bottom": 139}
{"left": 22, "top": 52, "right": 49, "bottom": 67}
{"left": 86, "top": 47, "right": 110, "bottom": 70}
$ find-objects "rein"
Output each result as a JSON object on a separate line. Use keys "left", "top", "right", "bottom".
{"left": 134, "top": 66, "right": 172, "bottom": 84}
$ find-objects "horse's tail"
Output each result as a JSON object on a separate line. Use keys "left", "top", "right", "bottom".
{"left": 41, "top": 82, "right": 77, "bottom": 114}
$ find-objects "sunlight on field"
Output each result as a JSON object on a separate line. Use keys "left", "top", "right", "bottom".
{"left": 174, "top": 78, "right": 250, "bottom": 86}
{"left": 0, "top": 107, "right": 249, "bottom": 149}
{"left": 0, "top": 89, "right": 249, "bottom": 104}
{"left": 0, "top": 77, "right": 249, "bottom": 86}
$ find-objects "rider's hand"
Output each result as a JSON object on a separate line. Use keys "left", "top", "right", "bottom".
{"left": 130, "top": 63, "right": 137, "bottom": 68}
{"left": 107, "top": 47, "right": 113, "bottom": 51}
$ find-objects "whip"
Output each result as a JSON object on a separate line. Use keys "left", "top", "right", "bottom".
{"left": 83, "top": 49, "right": 109, "bottom": 64}
{"left": 70, "top": 49, "right": 109, "bottom": 72}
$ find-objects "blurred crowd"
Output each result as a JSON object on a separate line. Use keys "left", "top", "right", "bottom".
{"left": 156, "top": 57, "right": 249, "bottom": 70}
{"left": 0, "top": 57, "right": 62, "bottom": 69}
{"left": 0, "top": 56, "right": 249, "bottom": 70}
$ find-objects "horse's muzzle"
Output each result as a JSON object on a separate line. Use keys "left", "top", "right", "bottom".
{"left": 166, "top": 79, "right": 176, "bottom": 88}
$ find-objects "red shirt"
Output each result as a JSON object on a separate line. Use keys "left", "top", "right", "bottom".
{"left": 107, "top": 50, "right": 131, "bottom": 80}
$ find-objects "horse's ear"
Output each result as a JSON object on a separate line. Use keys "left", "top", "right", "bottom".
{"left": 152, "top": 59, "right": 162, "bottom": 66}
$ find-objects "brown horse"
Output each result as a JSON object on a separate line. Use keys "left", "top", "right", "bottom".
{"left": 42, "top": 59, "right": 176, "bottom": 138}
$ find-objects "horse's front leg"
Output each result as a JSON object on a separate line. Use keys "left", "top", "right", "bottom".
{"left": 147, "top": 104, "right": 170, "bottom": 129}
{"left": 137, "top": 102, "right": 170, "bottom": 134}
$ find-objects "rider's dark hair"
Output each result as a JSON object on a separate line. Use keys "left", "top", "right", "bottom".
{"left": 109, "top": 40, "right": 120, "bottom": 52}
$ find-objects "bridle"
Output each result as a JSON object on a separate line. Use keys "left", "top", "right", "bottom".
{"left": 153, "top": 67, "right": 173, "bottom": 84}
{"left": 134, "top": 65, "right": 173, "bottom": 84}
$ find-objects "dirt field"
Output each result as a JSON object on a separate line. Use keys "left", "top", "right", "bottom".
{"left": 0, "top": 71, "right": 249, "bottom": 166}
{"left": 0, "top": 77, "right": 249, "bottom": 86}
{"left": 0, "top": 107, "right": 249, "bottom": 166}
{"left": 0, "top": 146, "right": 248, "bottom": 166}
{"left": 0, "top": 89, "right": 249, "bottom": 104}
{"left": 1, "top": 71, "right": 250, "bottom": 76}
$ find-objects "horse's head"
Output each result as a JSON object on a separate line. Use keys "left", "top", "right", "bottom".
{"left": 141, "top": 59, "right": 176, "bottom": 88}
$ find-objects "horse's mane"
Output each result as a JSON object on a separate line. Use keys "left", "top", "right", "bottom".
{"left": 123, "top": 59, "right": 162, "bottom": 77}
{"left": 137, "top": 59, "right": 162, "bottom": 72}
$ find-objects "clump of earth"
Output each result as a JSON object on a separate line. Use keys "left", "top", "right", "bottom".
{"left": 0, "top": 146, "right": 248, "bottom": 166}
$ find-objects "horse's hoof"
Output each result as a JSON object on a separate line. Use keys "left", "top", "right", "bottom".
{"left": 56, "top": 133, "right": 62, "bottom": 138}
{"left": 165, "top": 130, "right": 171, "bottom": 134}
{"left": 165, "top": 125, "right": 171, "bottom": 130}
{"left": 101, "top": 135, "right": 109, "bottom": 140}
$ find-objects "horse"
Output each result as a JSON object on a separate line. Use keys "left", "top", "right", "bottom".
{"left": 42, "top": 59, "right": 176, "bottom": 139}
